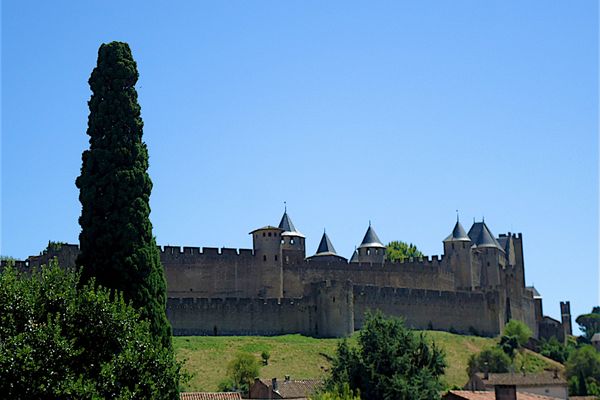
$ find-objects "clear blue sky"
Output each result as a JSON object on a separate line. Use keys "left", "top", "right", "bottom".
{"left": 2, "top": 1, "right": 598, "bottom": 328}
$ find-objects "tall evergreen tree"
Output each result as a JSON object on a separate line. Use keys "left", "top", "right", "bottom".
{"left": 76, "top": 42, "right": 171, "bottom": 348}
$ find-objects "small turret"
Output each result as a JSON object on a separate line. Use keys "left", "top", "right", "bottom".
{"left": 278, "top": 209, "right": 305, "bottom": 263}
{"left": 307, "top": 230, "right": 347, "bottom": 263}
{"left": 468, "top": 220, "right": 504, "bottom": 287}
{"left": 443, "top": 218, "right": 473, "bottom": 290}
{"left": 355, "top": 223, "right": 385, "bottom": 263}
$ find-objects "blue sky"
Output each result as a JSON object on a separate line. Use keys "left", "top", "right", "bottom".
{"left": 1, "top": 1, "right": 598, "bottom": 327}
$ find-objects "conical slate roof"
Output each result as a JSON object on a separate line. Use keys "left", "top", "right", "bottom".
{"left": 444, "top": 221, "right": 471, "bottom": 242}
{"left": 350, "top": 248, "right": 359, "bottom": 263}
{"left": 358, "top": 225, "right": 385, "bottom": 249}
{"left": 468, "top": 221, "right": 503, "bottom": 250}
{"left": 278, "top": 211, "right": 304, "bottom": 237}
{"left": 315, "top": 232, "right": 337, "bottom": 256}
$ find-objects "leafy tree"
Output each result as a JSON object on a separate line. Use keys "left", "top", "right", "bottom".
{"left": 576, "top": 307, "right": 600, "bottom": 341}
{"left": 311, "top": 383, "right": 360, "bottom": 400}
{"left": 219, "top": 353, "right": 260, "bottom": 393}
{"left": 327, "top": 312, "right": 446, "bottom": 400}
{"left": 261, "top": 350, "right": 271, "bottom": 365}
{"left": 0, "top": 263, "right": 185, "bottom": 399}
{"left": 467, "top": 347, "right": 511, "bottom": 376}
{"left": 566, "top": 345, "right": 600, "bottom": 396}
{"left": 502, "top": 320, "right": 532, "bottom": 347}
{"left": 499, "top": 335, "right": 519, "bottom": 359}
{"left": 539, "top": 337, "right": 570, "bottom": 364}
{"left": 76, "top": 41, "right": 171, "bottom": 347}
{"left": 386, "top": 241, "right": 424, "bottom": 262}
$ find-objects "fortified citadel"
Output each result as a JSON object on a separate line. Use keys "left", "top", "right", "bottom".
{"left": 7, "top": 210, "right": 571, "bottom": 339}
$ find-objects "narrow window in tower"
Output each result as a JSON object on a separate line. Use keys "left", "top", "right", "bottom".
{"left": 452, "top": 243, "right": 455, "bottom": 249}
{"left": 268, "top": 232, "right": 272, "bottom": 237}
{"left": 290, "top": 239, "right": 295, "bottom": 245}
{"left": 367, "top": 249, "right": 371, "bottom": 256}
{"left": 263, "top": 255, "right": 267, "bottom": 262}
{"left": 262, "top": 232, "right": 266, "bottom": 237}
{"left": 275, "top": 255, "right": 278, "bottom": 261}
{"left": 462, "top": 243, "right": 465, "bottom": 249}
{"left": 281, "top": 239, "right": 285, "bottom": 244}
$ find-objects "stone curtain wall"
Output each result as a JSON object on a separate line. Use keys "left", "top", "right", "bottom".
{"left": 353, "top": 285, "right": 502, "bottom": 336}
{"left": 167, "top": 280, "right": 354, "bottom": 338}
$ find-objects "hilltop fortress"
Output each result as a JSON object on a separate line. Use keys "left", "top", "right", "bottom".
{"left": 10, "top": 210, "right": 571, "bottom": 339}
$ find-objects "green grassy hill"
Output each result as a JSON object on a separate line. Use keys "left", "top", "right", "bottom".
{"left": 174, "top": 331, "right": 558, "bottom": 392}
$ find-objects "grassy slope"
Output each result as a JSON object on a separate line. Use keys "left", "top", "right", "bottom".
{"left": 174, "top": 332, "right": 556, "bottom": 392}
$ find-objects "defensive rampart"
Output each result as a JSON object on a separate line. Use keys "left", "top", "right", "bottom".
{"left": 352, "top": 285, "right": 501, "bottom": 336}
{"left": 167, "top": 280, "right": 354, "bottom": 338}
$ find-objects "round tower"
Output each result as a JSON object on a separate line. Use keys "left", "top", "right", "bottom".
{"left": 443, "top": 217, "right": 473, "bottom": 290}
{"left": 250, "top": 225, "right": 283, "bottom": 263}
{"left": 278, "top": 210, "right": 306, "bottom": 264}
{"left": 356, "top": 223, "right": 385, "bottom": 263}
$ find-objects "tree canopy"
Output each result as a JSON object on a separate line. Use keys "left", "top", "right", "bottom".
{"left": 576, "top": 307, "right": 600, "bottom": 341}
{"left": 0, "top": 263, "right": 184, "bottom": 399}
{"left": 326, "top": 312, "right": 445, "bottom": 400}
{"left": 386, "top": 241, "right": 425, "bottom": 262}
{"left": 76, "top": 41, "right": 171, "bottom": 347}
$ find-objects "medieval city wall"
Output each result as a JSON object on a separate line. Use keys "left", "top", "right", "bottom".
{"left": 353, "top": 285, "right": 502, "bottom": 336}
{"left": 167, "top": 280, "right": 354, "bottom": 338}
{"left": 283, "top": 255, "right": 455, "bottom": 298}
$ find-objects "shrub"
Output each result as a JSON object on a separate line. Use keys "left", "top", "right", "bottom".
{"left": 219, "top": 352, "right": 260, "bottom": 393}
{"left": 467, "top": 347, "right": 511, "bottom": 376}
{"left": 327, "top": 312, "right": 446, "bottom": 399}
{"left": 0, "top": 262, "right": 185, "bottom": 399}
{"left": 502, "top": 320, "right": 532, "bottom": 347}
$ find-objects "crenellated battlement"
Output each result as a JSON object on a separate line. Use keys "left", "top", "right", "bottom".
{"left": 159, "top": 245, "right": 255, "bottom": 260}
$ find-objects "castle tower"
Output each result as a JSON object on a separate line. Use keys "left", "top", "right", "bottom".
{"left": 250, "top": 225, "right": 284, "bottom": 298}
{"left": 443, "top": 218, "right": 473, "bottom": 290}
{"left": 354, "top": 223, "right": 385, "bottom": 263}
{"left": 468, "top": 221, "right": 505, "bottom": 288}
{"left": 278, "top": 210, "right": 306, "bottom": 264}
{"left": 560, "top": 301, "right": 572, "bottom": 337}
{"left": 306, "top": 231, "right": 347, "bottom": 263}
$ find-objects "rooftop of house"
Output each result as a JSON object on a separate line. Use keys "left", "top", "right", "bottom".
{"left": 179, "top": 392, "right": 242, "bottom": 400}
{"left": 473, "top": 371, "right": 567, "bottom": 387}
{"left": 446, "top": 390, "right": 560, "bottom": 400}
{"left": 258, "top": 378, "right": 322, "bottom": 399}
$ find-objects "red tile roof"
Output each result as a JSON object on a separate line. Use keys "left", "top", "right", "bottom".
{"left": 180, "top": 392, "right": 242, "bottom": 400}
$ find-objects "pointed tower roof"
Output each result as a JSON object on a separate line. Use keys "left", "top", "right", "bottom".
{"left": 468, "top": 221, "right": 503, "bottom": 251}
{"left": 358, "top": 224, "right": 385, "bottom": 249}
{"left": 350, "top": 248, "right": 359, "bottom": 263}
{"left": 278, "top": 210, "right": 305, "bottom": 237}
{"left": 315, "top": 232, "right": 337, "bottom": 256}
{"left": 444, "top": 220, "right": 471, "bottom": 242}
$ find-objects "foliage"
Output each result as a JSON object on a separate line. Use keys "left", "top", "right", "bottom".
{"left": 576, "top": 307, "right": 600, "bottom": 341}
{"left": 76, "top": 41, "right": 171, "bottom": 348}
{"left": 502, "top": 320, "right": 532, "bottom": 347}
{"left": 311, "top": 383, "right": 360, "bottom": 400}
{"left": 467, "top": 347, "right": 511, "bottom": 376}
{"left": 42, "top": 240, "right": 67, "bottom": 254}
{"left": 326, "top": 312, "right": 446, "bottom": 400}
{"left": 386, "top": 241, "right": 424, "bottom": 262}
{"left": 539, "top": 337, "right": 570, "bottom": 364}
{"left": 261, "top": 350, "right": 271, "bottom": 365}
{"left": 219, "top": 353, "right": 260, "bottom": 393}
{"left": 499, "top": 335, "right": 519, "bottom": 359}
{"left": 566, "top": 345, "right": 600, "bottom": 396}
{"left": 0, "top": 263, "right": 186, "bottom": 399}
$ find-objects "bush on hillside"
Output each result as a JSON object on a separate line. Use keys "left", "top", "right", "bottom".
{"left": 502, "top": 320, "right": 532, "bottom": 348}
{"left": 219, "top": 352, "right": 261, "bottom": 393}
{"left": 467, "top": 347, "right": 511, "bottom": 376}
{"left": 0, "top": 263, "right": 185, "bottom": 399}
{"left": 326, "top": 312, "right": 446, "bottom": 400}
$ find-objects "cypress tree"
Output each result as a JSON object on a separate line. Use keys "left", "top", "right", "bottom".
{"left": 76, "top": 42, "right": 171, "bottom": 348}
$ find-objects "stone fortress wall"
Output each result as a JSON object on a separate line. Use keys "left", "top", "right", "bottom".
{"left": 6, "top": 211, "right": 562, "bottom": 339}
